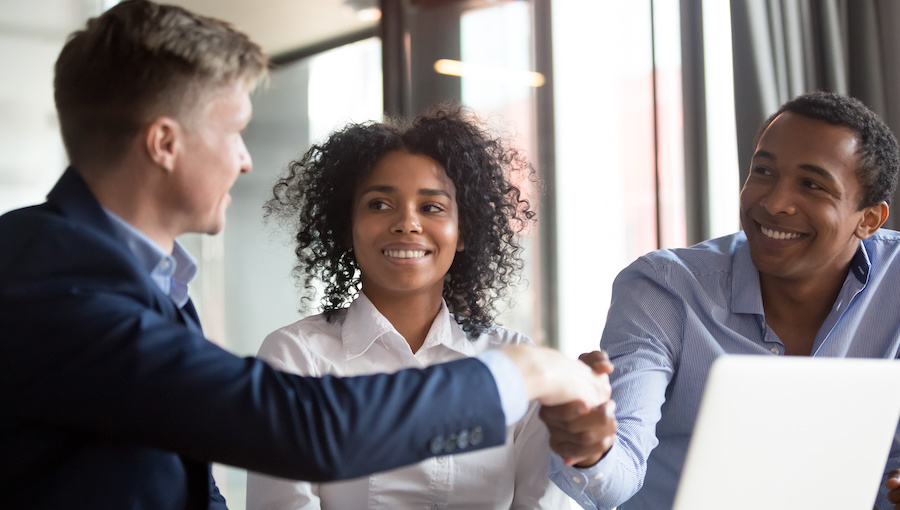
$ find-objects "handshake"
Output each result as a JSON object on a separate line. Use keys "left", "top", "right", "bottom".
{"left": 501, "top": 346, "right": 618, "bottom": 467}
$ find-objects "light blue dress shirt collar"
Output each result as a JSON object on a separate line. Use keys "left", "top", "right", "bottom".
{"left": 729, "top": 239, "right": 870, "bottom": 317}
{"left": 102, "top": 208, "right": 197, "bottom": 308}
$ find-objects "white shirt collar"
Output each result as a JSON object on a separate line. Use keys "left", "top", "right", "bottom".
{"left": 341, "top": 292, "right": 476, "bottom": 361}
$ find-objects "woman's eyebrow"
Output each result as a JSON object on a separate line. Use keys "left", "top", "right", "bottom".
{"left": 419, "top": 188, "right": 452, "bottom": 199}
{"left": 359, "top": 184, "right": 396, "bottom": 195}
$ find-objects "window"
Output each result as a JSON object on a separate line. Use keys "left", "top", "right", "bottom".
{"left": 552, "top": 0, "right": 687, "bottom": 357}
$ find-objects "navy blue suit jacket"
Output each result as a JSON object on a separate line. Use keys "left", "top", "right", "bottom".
{"left": 0, "top": 168, "right": 506, "bottom": 509}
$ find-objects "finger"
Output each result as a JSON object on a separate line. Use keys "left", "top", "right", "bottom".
{"left": 544, "top": 401, "right": 618, "bottom": 442}
{"left": 888, "top": 471, "right": 900, "bottom": 499}
{"left": 579, "top": 350, "right": 609, "bottom": 363}
{"left": 889, "top": 487, "right": 900, "bottom": 505}
{"left": 553, "top": 431, "right": 616, "bottom": 468}
{"left": 551, "top": 437, "right": 607, "bottom": 462}
{"left": 884, "top": 469, "right": 900, "bottom": 492}
{"left": 539, "top": 401, "right": 590, "bottom": 423}
{"left": 888, "top": 469, "right": 900, "bottom": 490}
{"left": 541, "top": 409, "right": 600, "bottom": 436}
{"left": 541, "top": 402, "right": 612, "bottom": 433}
{"left": 579, "top": 350, "right": 614, "bottom": 375}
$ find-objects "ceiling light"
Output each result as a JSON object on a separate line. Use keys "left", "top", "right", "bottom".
{"left": 433, "top": 59, "right": 546, "bottom": 88}
{"left": 344, "top": 0, "right": 382, "bottom": 21}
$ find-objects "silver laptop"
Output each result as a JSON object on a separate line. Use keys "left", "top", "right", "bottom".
{"left": 673, "top": 355, "right": 900, "bottom": 510}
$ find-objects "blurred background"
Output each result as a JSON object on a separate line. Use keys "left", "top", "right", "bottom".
{"left": 3, "top": 0, "right": 900, "bottom": 507}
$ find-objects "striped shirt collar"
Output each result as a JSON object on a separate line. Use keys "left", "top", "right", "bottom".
{"left": 102, "top": 208, "right": 197, "bottom": 308}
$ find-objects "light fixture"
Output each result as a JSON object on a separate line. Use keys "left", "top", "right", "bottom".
{"left": 433, "top": 59, "right": 546, "bottom": 88}
{"left": 344, "top": 0, "right": 382, "bottom": 21}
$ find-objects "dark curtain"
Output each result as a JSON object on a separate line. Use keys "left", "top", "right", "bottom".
{"left": 730, "top": 0, "right": 900, "bottom": 228}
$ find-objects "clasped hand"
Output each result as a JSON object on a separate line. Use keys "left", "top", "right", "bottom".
{"left": 539, "top": 350, "right": 618, "bottom": 468}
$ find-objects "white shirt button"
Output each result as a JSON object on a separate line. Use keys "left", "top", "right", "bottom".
{"left": 436, "top": 456, "right": 446, "bottom": 464}
{"left": 770, "top": 347, "right": 779, "bottom": 354}
{"left": 572, "top": 475, "right": 582, "bottom": 483}
{"left": 593, "top": 472, "right": 604, "bottom": 480}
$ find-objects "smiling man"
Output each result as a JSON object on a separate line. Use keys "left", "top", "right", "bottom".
{"left": 543, "top": 91, "right": 900, "bottom": 510}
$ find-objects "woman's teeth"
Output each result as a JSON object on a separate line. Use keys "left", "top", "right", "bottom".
{"left": 384, "top": 250, "right": 426, "bottom": 258}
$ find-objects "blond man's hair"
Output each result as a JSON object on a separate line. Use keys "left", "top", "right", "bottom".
{"left": 54, "top": 0, "right": 269, "bottom": 168}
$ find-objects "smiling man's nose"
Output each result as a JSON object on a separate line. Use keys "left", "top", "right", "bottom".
{"left": 760, "top": 182, "right": 796, "bottom": 215}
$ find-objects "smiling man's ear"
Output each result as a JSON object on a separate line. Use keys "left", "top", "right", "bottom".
{"left": 856, "top": 202, "right": 889, "bottom": 239}
{"left": 145, "top": 116, "right": 181, "bottom": 172}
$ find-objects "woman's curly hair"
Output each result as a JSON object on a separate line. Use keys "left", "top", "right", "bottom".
{"left": 265, "top": 104, "right": 538, "bottom": 335}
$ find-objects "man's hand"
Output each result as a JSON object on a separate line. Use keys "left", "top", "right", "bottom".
{"left": 539, "top": 350, "right": 618, "bottom": 467}
{"left": 887, "top": 468, "right": 900, "bottom": 509}
{"left": 500, "top": 345, "right": 612, "bottom": 408}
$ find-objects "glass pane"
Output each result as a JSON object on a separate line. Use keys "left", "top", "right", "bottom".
{"left": 654, "top": 0, "right": 688, "bottom": 249}
{"left": 0, "top": 0, "right": 104, "bottom": 215}
{"left": 702, "top": 0, "right": 740, "bottom": 237}
{"left": 552, "top": 0, "right": 660, "bottom": 358}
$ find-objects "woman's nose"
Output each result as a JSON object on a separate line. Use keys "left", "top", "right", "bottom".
{"left": 392, "top": 207, "right": 421, "bottom": 234}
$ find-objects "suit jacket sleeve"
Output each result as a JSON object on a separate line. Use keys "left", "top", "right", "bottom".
{"left": 0, "top": 201, "right": 506, "bottom": 484}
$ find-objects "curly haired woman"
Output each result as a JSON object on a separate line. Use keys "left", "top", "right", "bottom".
{"left": 246, "top": 104, "right": 569, "bottom": 509}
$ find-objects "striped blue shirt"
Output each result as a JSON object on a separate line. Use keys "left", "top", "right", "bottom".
{"left": 550, "top": 230, "right": 900, "bottom": 510}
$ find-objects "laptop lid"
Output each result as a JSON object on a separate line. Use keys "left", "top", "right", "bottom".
{"left": 672, "top": 355, "right": 900, "bottom": 510}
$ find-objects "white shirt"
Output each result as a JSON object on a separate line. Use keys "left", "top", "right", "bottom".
{"left": 246, "top": 293, "right": 569, "bottom": 510}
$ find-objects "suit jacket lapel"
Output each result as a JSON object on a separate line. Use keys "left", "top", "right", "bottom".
{"left": 179, "top": 298, "right": 204, "bottom": 335}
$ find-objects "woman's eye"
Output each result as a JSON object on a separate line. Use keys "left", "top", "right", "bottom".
{"left": 751, "top": 166, "right": 771, "bottom": 175}
{"left": 370, "top": 200, "right": 389, "bottom": 210}
{"left": 422, "top": 204, "right": 445, "bottom": 213}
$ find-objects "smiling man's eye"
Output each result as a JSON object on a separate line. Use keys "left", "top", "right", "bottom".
{"left": 804, "top": 180, "right": 824, "bottom": 190}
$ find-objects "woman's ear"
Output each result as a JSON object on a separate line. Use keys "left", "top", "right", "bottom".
{"left": 344, "top": 229, "right": 355, "bottom": 254}
{"left": 145, "top": 116, "right": 180, "bottom": 172}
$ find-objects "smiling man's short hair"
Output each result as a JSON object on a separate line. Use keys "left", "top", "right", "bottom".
{"left": 754, "top": 91, "right": 900, "bottom": 209}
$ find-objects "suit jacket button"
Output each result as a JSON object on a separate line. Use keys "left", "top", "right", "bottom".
{"left": 443, "top": 433, "right": 457, "bottom": 453}
{"left": 470, "top": 426, "right": 483, "bottom": 445}
{"left": 429, "top": 435, "right": 444, "bottom": 454}
{"left": 456, "top": 429, "right": 469, "bottom": 449}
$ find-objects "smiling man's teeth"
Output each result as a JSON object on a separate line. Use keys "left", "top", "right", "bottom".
{"left": 761, "top": 226, "right": 801, "bottom": 240}
{"left": 384, "top": 250, "right": 426, "bottom": 259}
